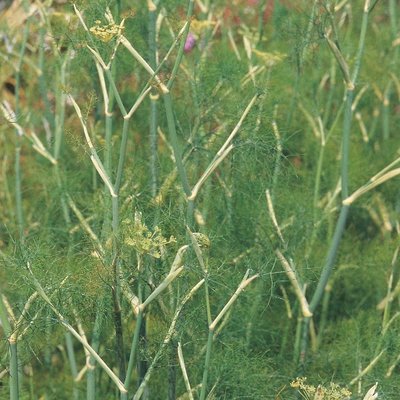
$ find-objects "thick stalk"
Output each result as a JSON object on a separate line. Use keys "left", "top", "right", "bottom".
{"left": 124, "top": 311, "right": 143, "bottom": 393}
{"left": 148, "top": 4, "right": 159, "bottom": 197}
{"left": 113, "top": 256, "right": 126, "bottom": 382}
{"left": 9, "top": 341, "right": 19, "bottom": 400}
{"left": 87, "top": 303, "right": 104, "bottom": 400}
{"left": 300, "top": 0, "right": 372, "bottom": 366}
{"left": 286, "top": 0, "right": 318, "bottom": 127}
{"left": 162, "top": 0, "right": 195, "bottom": 221}
{"left": 163, "top": 93, "right": 192, "bottom": 197}
{"left": 114, "top": 118, "right": 131, "bottom": 194}
{"left": 199, "top": 330, "right": 213, "bottom": 400}
{"left": 124, "top": 274, "right": 145, "bottom": 393}
{"left": 15, "top": 145, "right": 23, "bottom": 241}
{"left": 166, "top": 0, "right": 194, "bottom": 91}
{"left": 0, "top": 295, "right": 19, "bottom": 400}
{"left": 38, "top": 26, "right": 54, "bottom": 131}
{"left": 14, "top": 20, "right": 30, "bottom": 241}
{"left": 65, "top": 333, "right": 79, "bottom": 400}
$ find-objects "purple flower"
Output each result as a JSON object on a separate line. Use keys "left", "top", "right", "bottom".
{"left": 184, "top": 32, "right": 196, "bottom": 53}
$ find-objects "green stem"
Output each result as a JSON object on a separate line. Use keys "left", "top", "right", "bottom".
{"left": 105, "top": 68, "right": 127, "bottom": 117}
{"left": 54, "top": 54, "right": 68, "bottom": 161}
{"left": 14, "top": 20, "right": 30, "bottom": 241}
{"left": 293, "top": 313, "right": 302, "bottom": 364}
{"left": 113, "top": 257, "right": 126, "bottom": 382}
{"left": 149, "top": 5, "right": 159, "bottom": 198}
{"left": 163, "top": 93, "right": 191, "bottom": 197}
{"left": 0, "top": 295, "right": 19, "bottom": 400}
{"left": 310, "top": 205, "right": 350, "bottom": 313}
{"left": 38, "top": 26, "right": 54, "bottom": 131}
{"left": 382, "top": 83, "right": 391, "bottom": 140}
{"left": 65, "top": 332, "right": 79, "bottom": 400}
{"left": 199, "top": 330, "right": 213, "bottom": 400}
{"left": 317, "top": 285, "right": 332, "bottom": 349}
{"left": 15, "top": 144, "right": 23, "bottom": 240}
{"left": 9, "top": 342, "right": 19, "bottom": 400}
{"left": 313, "top": 143, "right": 325, "bottom": 213}
{"left": 301, "top": 1, "right": 372, "bottom": 366}
{"left": 322, "top": 62, "right": 337, "bottom": 126}
{"left": 351, "top": 4, "right": 369, "bottom": 84}
{"left": 87, "top": 303, "right": 104, "bottom": 400}
{"left": 65, "top": 333, "right": 78, "bottom": 379}
{"left": 115, "top": 118, "right": 131, "bottom": 194}
{"left": 166, "top": 0, "right": 194, "bottom": 91}
{"left": 124, "top": 308, "right": 143, "bottom": 391}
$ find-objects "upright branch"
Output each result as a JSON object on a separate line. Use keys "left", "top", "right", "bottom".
{"left": 299, "top": 0, "right": 375, "bottom": 367}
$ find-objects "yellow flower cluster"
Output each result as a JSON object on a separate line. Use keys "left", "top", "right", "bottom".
{"left": 291, "top": 377, "right": 352, "bottom": 400}
{"left": 123, "top": 218, "right": 175, "bottom": 258}
{"left": 89, "top": 20, "right": 124, "bottom": 43}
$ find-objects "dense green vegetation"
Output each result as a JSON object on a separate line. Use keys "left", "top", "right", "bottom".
{"left": 0, "top": 0, "right": 398, "bottom": 399}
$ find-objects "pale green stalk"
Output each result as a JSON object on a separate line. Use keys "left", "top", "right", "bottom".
{"left": 200, "top": 271, "right": 258, "bottom": 400}
{"left": 87, "top": 304, "right": 104, "bottom": 400}
{"left": 271, "top": 104, "right": 282, "bottom": 198}
{"left": 0, "top": 294, "right": 19, "bottom": 400}
{"left": 293, "top": 311, "right": 302, "bottom": 364}
{"left": 382, "top": 0, "right": 397, "bottom": 142}
{"left": 316, "top": 284, "right": 332, "bottom": 349}
{"left": 65, "top": 332, "right": 79, "bottom": 400}
{"left": 322, "top": 61, "right": 337, "bottom": 125}
{"left": 149, "top": 2, "right": 159, "bottom": 197}
{"left": 166, "top": 0, "right": 194, "bottom": 91}
{"left": 199, "top": 330, "right": 213, "bottom": 400}
{"left": 161, "top": 0, "right": 195, "bottom": 223}
{"left": 29, "top": 268, "right": 127, "bottom": 395}
{"left": 133, "top": 280, "right": 204, "bottom": 400}
{"left": 257, "top": 0, "right": 269, "bottom": 44}
{"left": 300, "top": 0, "right": 373, "bottom": 366}
{"left": 124, "top": 257, "right": 144, "bottom": 395}
{"left": 38, "top": 25, "right": 53, "bottom": 132}
{"left": 286, "top": 0, "right": 318, "bottom": 127}
{"left": 124, "top": 310, "right": 143, "bottom": 393}
{"left": 14, "top": 18, "right": 30, "bottom": 242}
{"left": 177, "top": 342, "right": 194, "bottom": 400}
{"left": 382, "top": 247, "right": 399, "bottom": 330}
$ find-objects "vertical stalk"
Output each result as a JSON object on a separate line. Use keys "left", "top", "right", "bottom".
{"left": 167, "top": 342, "right": 177, "bottom": 400}
{"left": 149, "top": 3, "right": 159, "bottom": 197}
{"left": 87, "top": 302, "right": 104, "bottom": 400}
{"left": 0, "top": 295, "right": 19, "bottom": 400}
{"left": 65, "top": 332, "right": 79, "bottom": 400}
{"left": 124, "top": 310, "right": 143, "bottom": 392}
{"left": 112, "top": 255, "right": 126, "bottom": 382}
{"left": 38, "top": 25, "right": 54, "bottom": 131}
{"left": 125, "top": 272, "right": 144, "bottom": 394}
{"left": 299, "top": 0, "right": 373, "bottom": 367}
{"left": 286, "top": 0, "right": 318, "bottom": 127}
{"left": 199, "top": 272, "right": 257, "bottom": 398}
{"left": 9, "top": 340, "right": 19, "bottom": 400}
{"left": 162, "top": 0, "right": 195, "bottom": 221}
{"left": 14, "top": 144, "right": 23, "bottom": 241}
{"left": 317, "top": 284, "right": 332, "bottom": 349}
{"left": 14, "top": 20, "right": 30, "bottom": 241}
{"left": 199, "top": 330, "right": 213, "bottom": 400}
{"left": 166, "top": 0, "right": 194, "bottom": 91}
{"left": 163, "top": 94, "right": 192, "bottom": 197}
{"left": 54, "top": 54, "right": 68, "bottom": 161}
